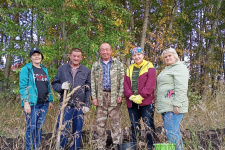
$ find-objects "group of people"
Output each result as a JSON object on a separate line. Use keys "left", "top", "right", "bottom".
{"left": 19, "top": 43, "right": 189, "bottom": 150}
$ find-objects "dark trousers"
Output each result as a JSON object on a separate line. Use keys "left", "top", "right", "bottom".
{"left": 56, "top": 106, "right": 84, "bottom": 150}
{"left": 128, "top": 103, "right": 155, "bottom": 149}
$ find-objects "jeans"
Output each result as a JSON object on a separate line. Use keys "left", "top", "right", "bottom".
{"left": 128, "top": 103, "right": 155, "bottom": 149}
{"left": 56, "top": 106, "right": 84, "bottom": 150}
{"left": 24, "top": 103, "right": 49, "bottom": 150}
{"left": 162, "top": 112, "right": 184, "bottom": 150}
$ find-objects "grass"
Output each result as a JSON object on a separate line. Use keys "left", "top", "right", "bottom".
{"left": 0, "top": 83, "right": 225, "bottom": 149}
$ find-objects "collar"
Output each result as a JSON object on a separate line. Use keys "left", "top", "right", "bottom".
{"left": 69, "top": 63, "right": 80, "bottom": 69}
{"left": 133, "top": 60, "right": 147, "bottom": 68}
{"left": 26, "top": 62, "right": 45, "bottom": 69}
{"left": 101, "top": 57, "right": 112, "bottom": 63}
{"left": 165, "top": 60, "right": 182, "bottom": 69}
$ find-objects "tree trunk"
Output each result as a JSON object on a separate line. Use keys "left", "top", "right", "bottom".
{"left": 3, "top": 1, "right": 20, "bottom": 91}
{"left": 61, "top": 3, "right": 68, "bottom": 64}
{"left": 140, "top": 0, "right": 151, "bottom": 49}
{"left": 207, "top": 0, "right": 221, "bottom": 55}
{"left": 130, "top": 4, "right": 135, "bottom": 44}
{"left": 3, "top": 53, "right": 11, "bottom": 90}
{"left": 165, "top": 1, "right": 177, "bottom": 47}
{"left": 31, "top": 6, "right": 34, "bottom": 44}
{"left": 202, "top": 0, "right": 222, "bottom": 99}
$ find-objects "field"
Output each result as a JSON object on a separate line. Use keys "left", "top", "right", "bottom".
{"left": 0, "top": 84, "right": 225, "bottom": 150}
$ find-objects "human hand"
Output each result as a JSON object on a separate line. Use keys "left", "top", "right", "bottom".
{"left": 24, "top": 102, "right": 31, "bottom": 114}
{"left": 173, "top": 106, "right": 180, "bottom": 114}
{"left": 61, "top": 81, "right": 70, "bottom": 90}
{"left": 49, "top": 103, "right": 54, "bottom": 110}
{"left": 129, "top": 95, "right": 136, "bottom": 101}
{"left": 93, "top": 99, "right": 98, "bottom": 106}
{"left": 82, "top": 107, "right": 90, "bottom": 114}
{"left": 132, "top": 95, "right": 144, "bottom": 104}
{"left": 117, "top": 97, "right": 123, "bottom": 103}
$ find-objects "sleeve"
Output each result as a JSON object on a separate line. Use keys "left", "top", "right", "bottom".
{"left": 123, "top": 68, "right": 133, "bottom": 99}
{"left": 19, "top": 67, "right": 29, "bottom": 103}
{"left": 91, "top": 63, "right": 97, "bottom": 99}
{"left": 51, "top": 67, "right": 63, "bottom": 94}
{"left": 172, "top": 65, "right": 189, "bottom": 107}
{"left": 118, "top": 62, "right": 125, "bottom": 97}
{"left": 84, "top": 69, "right": 91, "bottom": 107}
{"left": 140, "top": 63, "right": 156, "bottom": 98}
{"left": 46, "top": 69, "right": 53, "bottom": 102}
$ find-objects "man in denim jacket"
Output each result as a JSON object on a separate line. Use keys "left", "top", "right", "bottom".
{"left": 52, "top": 48, "right": 91, "bottom": 150}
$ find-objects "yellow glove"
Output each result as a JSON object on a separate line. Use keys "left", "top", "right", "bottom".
{"left": 132, "top": 95, "right": 144, "bottom": 104}
{"left": 129, "top": 95, "right": 136, "bottom": 101}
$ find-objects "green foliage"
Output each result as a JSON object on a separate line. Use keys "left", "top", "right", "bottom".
{"left": 0, "top": 0, "right": 225, "bottom": 101}
{"left": 190, "top": 129, "right": 199, "bottom": 149}
{"left": 188, "top": 91, "right": 201, "bottom": 106}
{"left": 33, "top": 0, "right": 131, "bottom": 74}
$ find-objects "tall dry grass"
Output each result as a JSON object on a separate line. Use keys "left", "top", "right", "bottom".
{"left": 0, "top": 82, "right": 225, "bottom": 149}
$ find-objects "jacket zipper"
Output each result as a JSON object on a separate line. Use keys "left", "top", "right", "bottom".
{"left": 30, "top": 68, "right": 38, "bottom": 104}
{"left": 132, "top": 62, "right": 149, "bottom": 109}
{"left": 68, "top": 70, "right": 74, "bottom": 100}
{"left": 137, "top": 63, "right": 147, "bottom": 109}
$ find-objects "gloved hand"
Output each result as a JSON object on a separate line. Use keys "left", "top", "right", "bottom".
{"left": 129, "top": 95, "right": 136, "bottom": 101}
{"left": 132, "top": 95, "right": 144, "bottom": 104}
{"left": 61, "top": 81, "right": 70, "bottom": 90}
{"left": 82, "top": 106, "right": 90, "bottom": 114}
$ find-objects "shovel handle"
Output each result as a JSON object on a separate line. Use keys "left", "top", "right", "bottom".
{"left": 63, "top": 89, "right": 67, "bottom": 102}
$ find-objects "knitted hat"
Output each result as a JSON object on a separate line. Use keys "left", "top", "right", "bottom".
{"left": 130, "top": 47, "right": 145, "bottom": 55}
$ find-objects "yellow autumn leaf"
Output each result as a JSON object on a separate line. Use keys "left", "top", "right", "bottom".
{"left": 7, "top": 0, "right": 12, "bottom": 6}
{"left": 115, "top": 19, "right": 122, "bottom": 26}
{"left": 111, "top": 10, "right": 117, "bottom": 19}
{"left": 124, "top": 47, "right": 130, "bottom": 55}
{"left": 98, "top": 24, "right": 103, "bottom": 31}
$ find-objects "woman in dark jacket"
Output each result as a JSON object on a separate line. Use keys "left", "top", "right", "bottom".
{"left": 19, "top": 48, "right": 53, "bottom": 150}
{"left": 124, "top": 47, "right": 156, "bottom": 149}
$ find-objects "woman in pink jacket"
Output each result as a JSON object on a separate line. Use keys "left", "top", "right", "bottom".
{"left": 124, "top": 47, "right": 156, "bottom": 149}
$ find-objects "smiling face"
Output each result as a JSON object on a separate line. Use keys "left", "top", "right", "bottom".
{"left": 69, "top": 51, "right": 83, "bottom": 68}
{"left": 164, "top": 52, "right": 177, "bottom": 66}
{"left": 30, "top": 52, "right": 42, "bottom": 65}
{"left": 99, "top": 43, "right": 112, "bottom": 61}
{"left": 132, "top": 53, "right": 144, "bottom": 65}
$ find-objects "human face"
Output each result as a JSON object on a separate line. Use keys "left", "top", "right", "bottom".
{"left": 164, "top": 52, "right": 177, "bottom": 66}
{"left": 30, "top": 53, "right": 42, "bottom": 65}
{"left": 69, "top": 51, "right": 83, "bottom": 67}
{"left": 132, "top": 53, "right": 144, "bottom": 65}
{"left": 99, "top": 43, "right": 112, "bottom": 61}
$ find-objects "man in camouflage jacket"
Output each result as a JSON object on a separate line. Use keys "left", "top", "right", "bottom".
{"left": 91, "top": 43, "right": 124, "bottom": 149}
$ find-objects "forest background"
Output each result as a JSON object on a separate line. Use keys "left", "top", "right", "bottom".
{"left": 0, "top": 0, "right": 225, "bottom": 149}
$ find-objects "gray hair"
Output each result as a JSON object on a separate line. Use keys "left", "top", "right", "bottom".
{"left": 161, "top": 48, "right": 180, "bottom": 62}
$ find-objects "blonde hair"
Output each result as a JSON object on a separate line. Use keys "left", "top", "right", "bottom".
{"left": 161, "top": 48, "right": 180, "bottom": 62}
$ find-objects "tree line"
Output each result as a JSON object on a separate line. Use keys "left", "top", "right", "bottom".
{"left": 0, "top": 0, "right": 225, "bottom": 99}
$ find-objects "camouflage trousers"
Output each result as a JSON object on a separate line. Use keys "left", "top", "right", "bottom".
{"left": 96, "top": 91, "right": 122, "bottom": 149}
